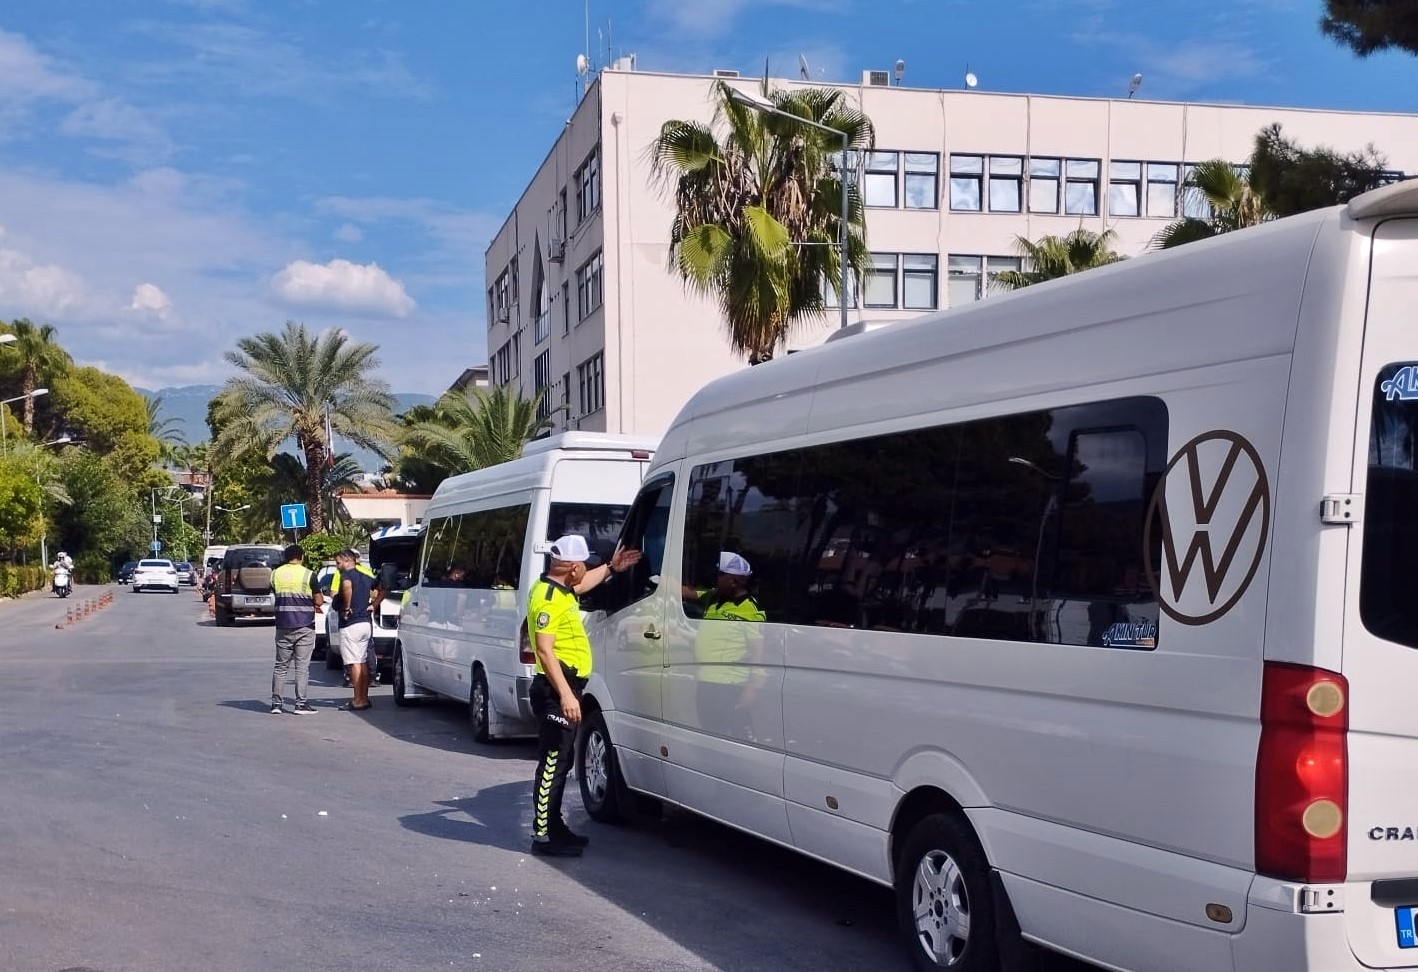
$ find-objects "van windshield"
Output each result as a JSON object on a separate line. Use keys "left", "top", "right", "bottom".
{"left": 1361, "top": 362, "right": 1418, "bottom": 649}
{"left": 369, "top": 538, "right": 422, "bottom": 591}
{"left": 548, "top": 503, "right": 631, "bottom": 563}
{"left": 225, "top": 548, "right": 282, "bottom": 569}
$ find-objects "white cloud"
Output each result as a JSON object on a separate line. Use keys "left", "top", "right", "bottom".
{"left": 0, "top": 229, "right": 89, "bottom": 317}
{"left": 644, "top": 0, "right": 841, "bottom": 39}
{"left": 332, "top": 222, "right": 364, "bottom": 243}
{"left": 271, "top": 258, "right": 415, "bottom": 318}
{"left": 128, "top": 282, "right": 175, "bottom": 320}
{"left": 0, "top": 28, "right": 95, "bottom": 103}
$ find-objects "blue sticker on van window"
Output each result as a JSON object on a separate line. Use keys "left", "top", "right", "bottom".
{"left": 1381, "top": 366, "right": 1418, "bottom": 402}
{"left": 1102, "top": 621, "right": 1158, "bottom": 649}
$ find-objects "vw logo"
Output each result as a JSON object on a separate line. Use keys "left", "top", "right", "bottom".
{"left": 1143, "top": 430, "right": 1271, "bottom": 626}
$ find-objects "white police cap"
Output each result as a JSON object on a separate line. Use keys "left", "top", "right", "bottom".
{"left": 718, "top": 551, "right": 752, "bottom": 576}
{"left": 550, "top": 535, "right": 592, "bottom": 563}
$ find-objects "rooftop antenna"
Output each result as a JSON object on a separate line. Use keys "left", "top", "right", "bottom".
{"left": 799, "top": 53, "right": 810, "bottom": 81}
{"left": 964, "top": 64, "right": 978, "bottom": 89}
{"left": 1127, "top": 72, "right": 1143, "bottom": 98}
{"left": 894, "top": 58, "right": 905, "bottom": 85}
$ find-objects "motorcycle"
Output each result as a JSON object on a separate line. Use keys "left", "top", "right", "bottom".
{"left": 53, "top": 566, "right": 72, "bottom": 598}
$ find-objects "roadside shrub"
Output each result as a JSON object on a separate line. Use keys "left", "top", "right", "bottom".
{"left": 300, "top": 533, "right": 344, "bottom": 564}
{"left": 75, "top": 551, "right": 111, "bottom": 584}
{"left": 0, "top": 565, "right": 45, "bottom": 597}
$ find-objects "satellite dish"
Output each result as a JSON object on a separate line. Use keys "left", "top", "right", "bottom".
{"left": 799, "top": 53, "right": 811, "bottom": 80}
{"left": 576, "top": 53, "right": 589, "bottom": 76}
{"left": 964, "top": 71, "right": 978, "bottom": 89}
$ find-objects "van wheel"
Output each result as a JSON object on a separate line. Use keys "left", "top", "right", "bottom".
{"left": 392, "top": 648, "right": 416, "bottom": 708}
{"left": 578, "top": 711, "right": 627, "bottom": 824}
{"left": 469, "top": 667, "right": 491, "bottom": 743}
{"left": 325, "top": 642, "right": 342, "bottom": 669}
{"left": 896, "top": 813, "right": 998, "bottom": 972}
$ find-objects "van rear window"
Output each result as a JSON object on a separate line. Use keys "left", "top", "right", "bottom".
{"left": 1361, "top": 363, "right": 1418, "bottom": 649}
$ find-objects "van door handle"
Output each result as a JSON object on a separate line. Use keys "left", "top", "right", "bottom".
{"left": 644, "top": 625, "right": 662, "bottom": 641}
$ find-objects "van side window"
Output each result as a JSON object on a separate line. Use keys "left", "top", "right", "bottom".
{"left": 1361, "top": 362, "right": 1418, "bottom": 649}
{"left": 602, "top": 475, "right": 674, "bottom": 614}
{"left": 420, "top": 516, "right": 460, "bottom": 587}
{"left": 678, "top": 396, "right": 1166, "bottom": 647}
{"left": 452, "top": 505, "right": 532, "bottom": 589}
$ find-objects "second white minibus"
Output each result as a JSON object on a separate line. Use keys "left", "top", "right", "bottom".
{"left": 395, "top": 433, "right": 655, "bottom": 740}
{"left": 574, "top": 182, "right": 1418, "bottom": 972}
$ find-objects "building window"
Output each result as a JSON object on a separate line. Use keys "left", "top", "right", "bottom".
{"left": 575, "top": 148, "right": 601, "bottom": 224}
{"left": 493, "top": 341, "right": 512, "bottom": 386}
{"left": 949, "top": 155, "right": 983, "bottom": 211}
{"left": 534, "top": 350, "right": 552, "bottom": 421}
{"left": 558, "top": 188, "right": 568, "bottom": 242}
{"left": 947, "top": 255, "right": 1020, "bottom": 305}
{"left": 864, "top": 253, "right": 899, "bottom": 308}
{"left": 822, "top": 267, "right": 858, "bottom": 309}
{"left": 1029, "top": 157, "right": 1061, "bottom": 214}
{"left": 988, "top": 156, "right": 1024, "bottom": 212}
{"left": 1181, "top": 164, "right": 1212, "bottom": 219}
{"left": 576, "top": 250, "right": 604, "bottom": 319}
{"left": 561, "top": 281, "right": 571, "bottom": 334}
{"left": 1065, "top": 159, "right": 1100, "bottom": 216}
{"left": 493, "top": 270, "right": 511, "bottom": 322}
{"left": 1108, "top": 161, "right": 1142, "bottom": 217}
{"left": 509, "top": 256, "right": 520, "bottom": 307}
{"left": 903, "top": 153, "right": 939, "bottom": 209}
{"left": 902, "top": 254, "right": 938, "bottom": 310}
{"left": 1146, "top": 163, "right": 1178, "bottom": 218}
{"left": 561, "top": 371, "right": 571, "bottom": 418}
{"left": 577, "top": 352, "right": 605, "bottom": 416}
{"left": 486, "top": 288, "right": 496, "bottom": 328}
{"left": 864, "top": 152, "right": 899, "bottom": 207}
{"left": 510, "top": 332, "right": 521, "bottom": 379}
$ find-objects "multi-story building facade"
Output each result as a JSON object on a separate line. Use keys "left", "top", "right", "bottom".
{"left": 485, "top": 66, "right": 1418, "bottom": 439}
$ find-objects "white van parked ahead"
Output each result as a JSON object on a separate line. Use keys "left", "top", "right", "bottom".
{"left": 394, "top": 433, "right": 655, "bottom": 740}
{"left": 575, "top": 182, "right": 1418, "bottom": 972}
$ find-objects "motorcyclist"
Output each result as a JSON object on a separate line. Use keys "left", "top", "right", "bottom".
{"left": 50, "top": 553, "right": 73, "bottom": 594}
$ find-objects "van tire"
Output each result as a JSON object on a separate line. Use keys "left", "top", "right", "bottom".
{"left": 469, "top": 667, "right": 492, "bottom": 743}
{"left": 577, "top": 710, "right": 626, "bottom": 824}
{"left": 896, "top": 813, "right": 998, "bottom": 972}
{"left": 325, "top": 641, "right": 343, "bottom": 669}
{"left": 392, "top": 647, "right": 417, "bottom": 708}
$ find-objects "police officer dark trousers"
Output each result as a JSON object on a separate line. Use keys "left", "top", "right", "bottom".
{"left": 526, "top": 534, "right": 640, "bottom": 858}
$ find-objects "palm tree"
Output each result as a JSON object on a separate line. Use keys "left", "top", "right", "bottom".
{"left": 994, "top": 228, "right": 1125, "bottom": 290}
{"left": 145, "top": 396, "right": 187, "bottom": 458}
{"left": 400, "top": 385, "right": 554, "bottom": 482}
{"left": 5, "top": 319, "right": 73, "bottom": 434}
{"left": 1153, "top": 160, "right": 1269, "bottom": 249}
{"left": 212, "top": 321, "right": 397, "bottom": 533}
{"left": 649, "top": 80, "right": 875, "bottom": 364}
{"left": 260, "top": 451, "right": 364, "bottom": 532}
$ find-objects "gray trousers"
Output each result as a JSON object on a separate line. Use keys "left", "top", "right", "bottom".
{"left": 272, "top": 627, "right": 316, "bottom": 704}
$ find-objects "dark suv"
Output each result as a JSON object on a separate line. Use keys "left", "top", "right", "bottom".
{"left": 214, "top": 545, "right": 284, "bottom": 626}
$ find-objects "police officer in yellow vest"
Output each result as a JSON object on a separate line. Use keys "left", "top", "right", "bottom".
{"left": 270, "top": 544, "right": 325, "bottom": 715}
{"left": 683, "top": 552, "right": 767, "bottom": 738}
{"left": 527, "top": 534, "right": 640, "bottom": 857}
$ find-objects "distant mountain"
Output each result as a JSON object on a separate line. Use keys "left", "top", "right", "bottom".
{"left": 137, "top": 385, "right": 438, "bottom": 474}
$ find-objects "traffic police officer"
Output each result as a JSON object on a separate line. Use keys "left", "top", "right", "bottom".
{"left": 527, "top": 534, "right": 640, "bottom": 857}
{"left": 270, "top": 544, "right": 324, "bottom": 714}
{"left": 683, "top": 552, "right": 766, "bottom": 737}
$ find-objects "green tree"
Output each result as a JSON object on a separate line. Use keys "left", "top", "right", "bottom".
{"left": 145, "top": 395, "right": 188, "bottom": 455}
{"left": 0, "top": 455, "right": 44, "bottom": 555}
{"left": 50, "top": 367, "right": 159, "bottom": 482}
{"left": 212, "top": 322, "right": 397, "bottom": 534}
{"left": 993, "top": 228, "right": 1124, "bottom": 289}
{"left": 53, "top": 450, "right": 149, "bottom": 565}
{"left": 1153, "top": 160, "right": 1268, "bottom": 249}
{"left": 649, "top": 80, "right": 875, "bottom": 363}
{"left": 386, "top": 402, "right": 446, "bottom": 494}
{"left": 400, "top": 386, "right": 554, "bottom": 484}
{"left": 1250, "top": 123, "right": 1390, "bottom": 218}
{"left": 1322, "top": 0, "right": 1418, "bottom": 57}
{"left": 2, "top": 319, "right": 72, "bottom": 435}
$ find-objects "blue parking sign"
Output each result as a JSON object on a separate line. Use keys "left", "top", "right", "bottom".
{"left": 280, "top": 504, "right": 308, "bottom": 530}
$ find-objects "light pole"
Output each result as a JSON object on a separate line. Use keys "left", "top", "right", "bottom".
{"left": 214, "top": 504, "right": 250, "bottom": 544}
{"left": 36, "top": 435, "right": 72, "bottom": 567}
{"left": 1, "top": 387, "right": 49, "bottom": 456}
{"left": 150, "top": 485, "right": 179, "bottom": 555}
{"left": 725, "top": 87, "right": 852, "bottom": 332}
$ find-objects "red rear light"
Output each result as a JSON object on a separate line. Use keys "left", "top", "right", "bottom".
{"left": 1255, "top": 662, "right": 1348, "bottom": 883}
{"left": 518, "top": 627, "right": 535, "bottom": 666}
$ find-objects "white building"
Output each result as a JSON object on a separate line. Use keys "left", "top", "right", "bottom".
{"left": 485, "top": 66, "right": 1418, "bottom": 440}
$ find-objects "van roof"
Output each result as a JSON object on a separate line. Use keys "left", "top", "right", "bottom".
{"left": 429, "top": 431, "right": 658, "bottom": 509}
{"left": 519, "top": 432, "right": 659, "bottom": 458}
{"left": 1347, "top": 178, "right": 1418, "bottom": 220}
{"left": 654, "top": 203, "right": 1349, "bottom": 467}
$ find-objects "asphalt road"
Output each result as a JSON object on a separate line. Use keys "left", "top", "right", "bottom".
{"left": 0, "top": 585, "right": 1097, "bottom": 972}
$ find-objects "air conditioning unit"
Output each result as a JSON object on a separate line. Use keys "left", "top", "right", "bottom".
{"left": 548, "top": 240, "right": 566, "bottom": 264}
{"left": 862, "top": 69, "right": 890, "bottom": 87}
{"left": 712, "top": 68, "right": 741, "bottom": 78}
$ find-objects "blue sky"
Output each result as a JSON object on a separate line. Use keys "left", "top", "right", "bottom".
{"left": 0, "top": 0, "right": 1412, "bottom": 393}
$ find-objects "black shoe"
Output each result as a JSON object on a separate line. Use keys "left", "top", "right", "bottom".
{"left": 292, "top": 700, "right": 317, "bottom": 714}
{"left": 270, "top": 701, "right": 283, "bottom": 715}
{"left": 552, "top": 824, "right": 590, "bottom": 848}
{"left": 530, "top": 837, "right": 583, "bottom": 858}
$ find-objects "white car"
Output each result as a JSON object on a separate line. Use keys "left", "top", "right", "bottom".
{"left": 131, "top": 558, "right": 180, "bottom": 593}
{"left": 313, "top": 560, "right": 337, "bottom": 658}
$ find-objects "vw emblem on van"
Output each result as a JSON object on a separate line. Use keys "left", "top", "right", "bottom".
{"left": 1143, "top": 431, "right": 1271, "bottom": 626}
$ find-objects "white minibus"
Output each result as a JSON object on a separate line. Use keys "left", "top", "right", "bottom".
{"left": 394, "top": 433, "right": 655, "bottom": 741}
{"left": 575, "top": 182, "right": 1418, "bottom": 972}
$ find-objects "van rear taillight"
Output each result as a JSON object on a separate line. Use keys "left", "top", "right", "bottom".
{"left": 518, "top": 628, "right": 535, "bottom": 666}
{"left": 1255, "top": 662, "right": 1349, "bottom": 883}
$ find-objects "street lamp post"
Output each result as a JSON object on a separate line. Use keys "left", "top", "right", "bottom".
{"left": 1, "top": 387, "right": 50, "bottom": 456}
{"left": 213, "top": 504, "right": 250, "bottom": 545}
{"left": 150, "top": 485, "right": 179, "bottom": 554}
{"left": 37, "top": 435, "right": 72, "bottom": 568}
{"left": 725, "top": 87, "right": 852, "bottom": 333}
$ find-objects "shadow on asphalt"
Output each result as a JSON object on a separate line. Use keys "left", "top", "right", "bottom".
{"left": 217, "top": 699, "right": 280, "bottom": 715}
{"left": 357, "top": 696, "right": 539, "bottom": 761}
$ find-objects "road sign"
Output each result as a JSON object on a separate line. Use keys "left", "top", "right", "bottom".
{"left": 280, "top": 504, "right": 308, "bottom": 531}
{"left": 152, "top": 514, "right": 162, "bottom": 525}
{"left": 150, "top": 540, "right": 162, "bottom": 552}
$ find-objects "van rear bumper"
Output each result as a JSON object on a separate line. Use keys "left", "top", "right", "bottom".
{"left": 1233, "top": 878, "right": 1370, "bottom": 971}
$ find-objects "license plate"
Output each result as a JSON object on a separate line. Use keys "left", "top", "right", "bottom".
{"left": 239, "top": 596, "right": 270, "bottom": 607}
{"left": 1398, "top": 906, "right": 1418, "bottom": 949}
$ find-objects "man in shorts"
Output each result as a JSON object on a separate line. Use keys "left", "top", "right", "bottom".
{"left": 334, "top": 549, "right": 375, "bottom": 711}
